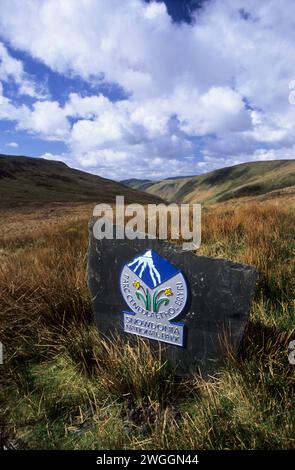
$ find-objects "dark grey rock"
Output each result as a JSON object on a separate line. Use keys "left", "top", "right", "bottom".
{"left": 87, "top": 220, "right": 257, "bottom": 376}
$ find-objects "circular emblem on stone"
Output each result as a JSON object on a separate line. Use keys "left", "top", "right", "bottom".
{"left": 120, "top": 249, "right": 188, "bottom": 323}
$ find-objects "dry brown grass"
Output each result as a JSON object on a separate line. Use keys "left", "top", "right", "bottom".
{"left": 200, "top": 201, "right": 295, "bottom": 302}
{"left": 0, "top": 198, "right": 294, "bottom": 449}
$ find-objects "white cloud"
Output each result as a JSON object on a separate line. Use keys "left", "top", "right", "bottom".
{"left": 64, "top": 93, "right": 112, "bottom": 119}
{"left": 0, "top": 80, "right": 31, "bottom": 122}
{"left": 171, "top": 86, "right": 251, "bottom": 136}
{"left": 0, "top": 42, "right": 23, "bottom": 81}
{"left": 17, "top": 100, "right": 70, "bottom": 139}
{"left": 0, "top": 41, "right": 47, "bottom": 98}
{"left": 71, "top": 112, "right": 123, "bottom": 150}
{"left": 130, "top": 102, "right": 169, "bottom": 138}
{"left": 5, "top": 141, "right": 18, "bottom": 148}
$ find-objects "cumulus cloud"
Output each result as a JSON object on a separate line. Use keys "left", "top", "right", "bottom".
{"left": 0, "top": 41, "right": 47, "bottom": 98}
{"left": 18, "top": 100, "right": 70, "bottom": 139}
{"left": 71, "top": 113, "right": 124, "bottom": 150}
{"left": 0, "top": 0, "right": 294, "bottom": 178}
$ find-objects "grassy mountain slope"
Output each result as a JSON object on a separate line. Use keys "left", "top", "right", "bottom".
{"left": 0, "top": 154, "right": 163, "bottom": 207}
{"left": 145, "top": 160, "right": 295, "bottom": 204}
{"left": 120, "top": 178, "right": 155, "bottom": 191}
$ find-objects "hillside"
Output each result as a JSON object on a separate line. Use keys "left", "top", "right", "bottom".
{"left": 120, "top": 178, "right": 154, "bottom": 191}
{"left": 139, "top": 160, "right": 295, "bottom": 204}
{"left": 0, "top": 154, "right": 163, "bottom": 208}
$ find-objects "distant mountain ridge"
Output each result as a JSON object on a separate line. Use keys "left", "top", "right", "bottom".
{"left": 120, "top": 178, "right": 155, "bottom": 192}
{"left": 123, "top": 160, "right": 295, "bottom": 204}
{"left": 0, "top": 154, "right": 164, "bottom": 207}
{"left": 3, "top": 155, "right": 294, "bottom": 208}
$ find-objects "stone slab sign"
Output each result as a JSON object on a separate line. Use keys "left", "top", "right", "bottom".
{"left": 88, "top": 221, "right": 257, "bottom": 376}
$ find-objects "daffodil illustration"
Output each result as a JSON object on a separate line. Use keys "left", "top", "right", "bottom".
{"left": 133, "top": 280, "right": 151, "bottom": 310}
{"left": 164, "top": 288, "right": 173, "bottom": 297}
{"left": 132, "top": 279, "right": 174, "bottom": 313}
{"left": 152, "top": 286, "right": 173, "bottom": 312}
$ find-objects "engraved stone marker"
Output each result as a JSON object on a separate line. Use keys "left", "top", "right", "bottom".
{"left": 88, "top": 221, "right": 257, "bottom": 376}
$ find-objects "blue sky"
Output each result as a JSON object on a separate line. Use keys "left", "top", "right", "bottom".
{"left": 0, "top": 0, "right": 294, "bottom": 180}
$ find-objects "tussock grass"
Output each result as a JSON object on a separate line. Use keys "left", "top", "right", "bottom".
{"left": 200, "top": 202, "right": 295, "bottom": 302}
{"left": 0, "top": 200, "right": 294, "bottom": 449}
